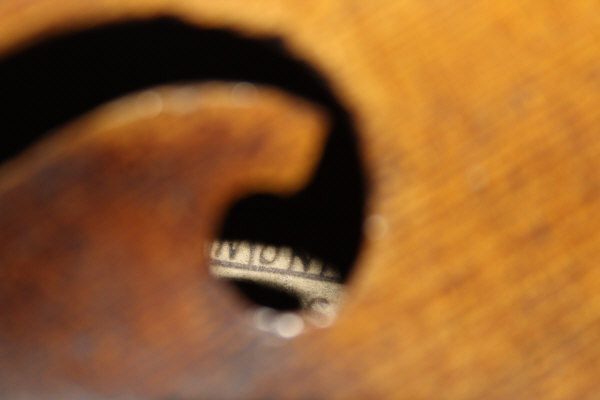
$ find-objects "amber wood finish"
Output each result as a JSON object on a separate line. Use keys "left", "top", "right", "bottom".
{"left": 2, "top": 1, "right": 600, "bottom": 399}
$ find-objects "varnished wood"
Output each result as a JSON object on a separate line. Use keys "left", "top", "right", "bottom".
{"left": 1, "top": 1, "right": 600, "bottom": 399}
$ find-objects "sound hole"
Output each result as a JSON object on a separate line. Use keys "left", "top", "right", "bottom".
{"left": 0, "top": 17, "right": 366, "bottom": 332}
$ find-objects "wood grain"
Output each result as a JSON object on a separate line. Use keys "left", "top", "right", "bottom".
{"left": 1, "top": 1, "right": 600, "bottom": 399}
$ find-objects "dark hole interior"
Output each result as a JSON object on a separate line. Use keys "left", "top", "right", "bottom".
{"left": 228, "top": 280, "right": 301, "bottom": 311}
{"left": 0, "top": 17, "right": 366, "bottom": 311}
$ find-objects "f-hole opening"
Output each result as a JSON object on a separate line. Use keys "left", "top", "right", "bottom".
{"left": 0, "top": 17, "right": 366, "bottom": 322}
{"left": 214, "top": 97, "right": 365, "bottom": 318}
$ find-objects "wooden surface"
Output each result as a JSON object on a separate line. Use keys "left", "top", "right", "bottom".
{"left": 1, "top": 1, "right": 600, "bottom": 399}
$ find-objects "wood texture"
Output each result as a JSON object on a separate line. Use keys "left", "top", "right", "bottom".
{"left": 1, "top": 1, "right": 600, "bottom": 399}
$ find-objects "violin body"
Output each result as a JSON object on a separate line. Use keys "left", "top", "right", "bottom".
{"left": 1, "top": 1, "right": 600, "bottom": 399}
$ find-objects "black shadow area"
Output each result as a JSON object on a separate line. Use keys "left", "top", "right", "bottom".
{"left": 227, "top": 280, "right": 301, "bottom": 311}
{"left": 0, "top": 17, "right": 365, "bottom": 289}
